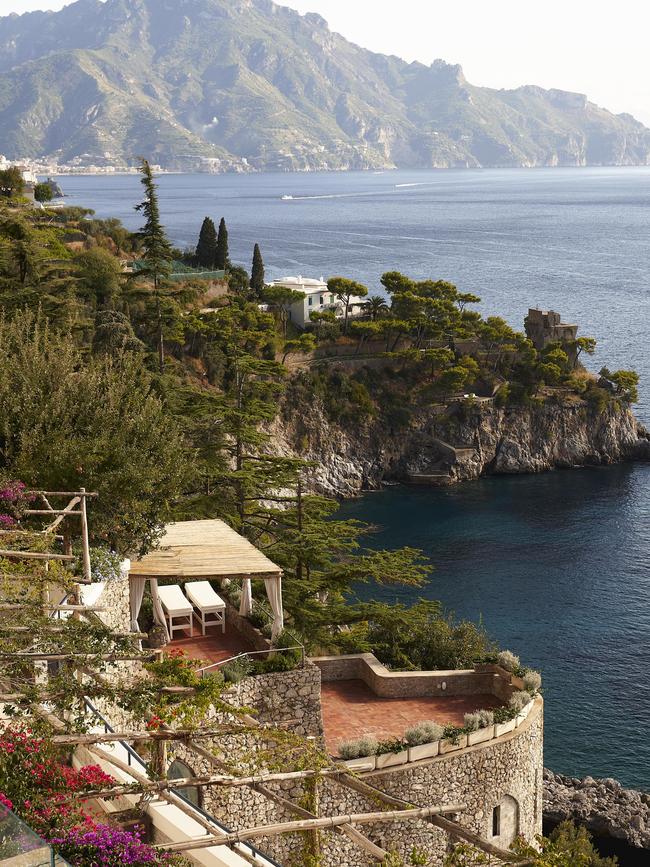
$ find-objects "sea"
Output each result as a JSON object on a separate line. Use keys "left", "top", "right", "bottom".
{"left": 59, "top": 167, "right": 650, "bottom": 790}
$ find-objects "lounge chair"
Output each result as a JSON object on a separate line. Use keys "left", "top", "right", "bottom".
{"left": 185, "top": 581, "right": 226, "bottom": 636}
{"left": 158, "top": 584, "right": 194, "bottom": 638}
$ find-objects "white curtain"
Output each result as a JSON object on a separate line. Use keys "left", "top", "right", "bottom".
{"left": 264, "top": 576, "right": 284, "bottom": 641}
{"left": 239, "top": 577, "right": 253, "bottom": 617}
{"left": 129, "top": 576, "right": 147, "bottom": 632}
{"left": 149, "top": 578, "right": 170, "bottom": 642}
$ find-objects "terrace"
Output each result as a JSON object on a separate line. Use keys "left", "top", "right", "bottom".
{"left": 312, "top": 653, "right": 515, "bottom": 757}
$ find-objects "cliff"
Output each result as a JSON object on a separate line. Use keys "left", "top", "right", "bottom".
{"left": 273, "top": 393, "right": 650, "bottom": 497}
{"left": 544, "top": 769, "right": 650, "bottom": 850}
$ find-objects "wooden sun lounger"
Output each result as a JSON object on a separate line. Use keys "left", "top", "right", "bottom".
{"left": 185, "top": 581, "right": 226, "bottom": 636}
{"left": 158, "top": 584, "right": 194, "bottom": 638}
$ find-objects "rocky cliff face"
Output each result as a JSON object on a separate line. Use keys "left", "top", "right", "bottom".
{"left": 544, "top": 769, "right": 650, "bottom": 850}
{"left": 272, "top": 397, "right": 650, "bottom": 497}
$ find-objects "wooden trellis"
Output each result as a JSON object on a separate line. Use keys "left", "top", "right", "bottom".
{"left": 0, "top": 488, "right": 97, "bottom": 583}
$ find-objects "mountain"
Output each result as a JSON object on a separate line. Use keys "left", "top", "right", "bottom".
{"left": 1, "top": 0, "right": 649, "bottom": 171}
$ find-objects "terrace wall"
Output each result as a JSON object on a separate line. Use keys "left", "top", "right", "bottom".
{"left": 312, "top": 653, "right": 516, "bottom": 702}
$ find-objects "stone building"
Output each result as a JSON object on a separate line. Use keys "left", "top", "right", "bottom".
{"left": 525, "top": 308, "right": 578, "bottom": 359}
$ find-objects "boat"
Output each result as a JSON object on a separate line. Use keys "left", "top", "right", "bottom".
{"left": 281, "top": 194, "right": 293, "bottom": 200}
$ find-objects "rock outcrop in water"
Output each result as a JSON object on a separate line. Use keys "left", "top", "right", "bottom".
{"left": 544, "top": 769, "right": 650, "bottom": 849}
{"left": 273, "top": 394, "right": 650, "bottom": 497}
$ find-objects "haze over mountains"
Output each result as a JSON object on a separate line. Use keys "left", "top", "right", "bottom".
{"left": 1, "top": 0, "right": 650, "bottom": 171}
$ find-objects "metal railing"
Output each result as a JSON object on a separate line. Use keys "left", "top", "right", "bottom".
{"left": 196, "top": 644, "right": 305, "bottom": 678}
{"left": 82, "top": 698, "right": 283, "bottom": 867}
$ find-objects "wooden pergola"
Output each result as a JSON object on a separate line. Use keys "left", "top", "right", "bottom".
{"left": 129, "top": 520, "right": 284, "bottom": 639}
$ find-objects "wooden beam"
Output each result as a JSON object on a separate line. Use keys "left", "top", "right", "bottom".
{"left": 157, "top": 804, "right": 466, "bottom": 852}
{"left": 29, "top": 491, "right": 99, "bottom": 498}
{"left": 338, "top": 774, "right": 532, "bottom": 865}
{"left": 0, "top": 604, "right": 106, "bottom": 612}
{"left": 0, "top": 652, "right": 155, "bottom": 662}
{"left": 0, "top": 549, "right": 75, "bottom": 561}
{"left": 51, "top": 727, "right": 248, "bottom": 745}
{"left": 253, "top": 783, "right": 387, "bottom": 862}
{"left": 25, "top": 509, "right": 82, "bottom": 516}
{"left": 0, "top": 627, "right": 147, "bottom": 637}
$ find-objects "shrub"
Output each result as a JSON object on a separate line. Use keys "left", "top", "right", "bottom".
{"left": 376, "top": 737, "right": 408, "bottom": 756}
{"left": 496, "top": 650, "right": 520, "bottom": 672}
{"left": 477, "top": 709, "right": 495, "bottom": 729}
{"left": 442, "top": 725, "right": 465, "bottom": 745}
{"left": 463, "top": 712, "right": 482, "bottom": 732}
{"left": 523, "top": 670, "right": 542, "bottom": 693}
{"left": 404, "top": 720, "right": 444, "bottom": 747}
{"left": 338, "top": 735, "right": 379, "bottom": 759}
{"left": 221, "top": 657, "right": 254, "bottom": 684}
{"left": 509, "top": 690, "right": 532, "bottom": 713}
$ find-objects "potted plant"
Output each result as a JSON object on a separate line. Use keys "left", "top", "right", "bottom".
{"left": 147, "top": 624, "right": 168, "bottom": 649}
{"left": 405, "top": 721, "right": 443, "bottom": 762}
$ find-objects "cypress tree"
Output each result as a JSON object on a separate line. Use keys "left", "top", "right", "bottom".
{"left": 195, "top": 217, "right": 218, "bottom": 268}
{"left": 250, "top": 243, "right": 265, "bottom": 296}
{"left": 215, "top": 217, "right": 231, "bottom": 271}
{"left": 134, "top": 159, "right": 173, "bottom": 372}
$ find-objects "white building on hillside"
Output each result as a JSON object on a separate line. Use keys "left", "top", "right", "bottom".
{"left": 270, "top": 275, "right": 366, "bottom": 329}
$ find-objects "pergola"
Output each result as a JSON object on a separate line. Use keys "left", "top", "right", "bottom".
{"left": 129, "top": 519, "right": 283, "bottom": 641}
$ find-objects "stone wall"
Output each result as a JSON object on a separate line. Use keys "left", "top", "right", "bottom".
{"left": 313, "top": 654, "right": 515, "bottom": 701}
{"left": 171, "top": 664, "right": 324, "bottom": 866}
{"left": 170, "top": 653, "right": 541, "bottom": 867}
{"left": 93, "top": 569, "right": 132, "bottom": 633}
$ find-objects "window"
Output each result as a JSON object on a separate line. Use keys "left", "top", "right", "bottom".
{"left": 319, "top": 295, "right": 324, "bottom": 305}
{"left": 168, "top": 759, "right": 200, "bottom": 807}
{"left": 492, "top": 805, "right": 501, "bottom": 837}
{"left": 308, "top": 296, "right": 313, "bottom": 306}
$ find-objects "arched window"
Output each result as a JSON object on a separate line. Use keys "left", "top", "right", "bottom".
{"left": 167, "top": 759, "right": 200, "bottom": 808}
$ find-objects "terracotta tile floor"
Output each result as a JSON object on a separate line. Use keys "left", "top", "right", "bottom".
{"left": 321, "top": 679, "right": 501, "bottom": 756}
{"left": 168, "top": 617, "right": 255, "bottom": 668}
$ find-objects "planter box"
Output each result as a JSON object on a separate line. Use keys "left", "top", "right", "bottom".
{"left": 439, "top": 734, "right": 468, "bottom": 755}
{"left": 343, "top": 756, "right": 376, "bottom": 771}
{"left": 515, "top": 704, "right": 531, "bottom": 728}
{"left": 407, "top": 741, "right": 439, "bottom": 763}
{"left": 375, "top": 749, "right": 409, "bottom": 769}
{"left": 494, "top": 719, "right": 517, "bottom": 738}
{"left": 467, "top": 726, "right": 495, "bottom": 746}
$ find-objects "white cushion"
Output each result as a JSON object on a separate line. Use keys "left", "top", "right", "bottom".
{"left": 158, "top": 584, "right": 193, "bottom": 616}
{"left": 185, "top": 581, "right": 225, "bottom": 611}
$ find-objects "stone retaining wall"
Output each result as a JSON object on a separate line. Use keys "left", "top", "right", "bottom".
{"left": 312, "top": 653, "right": 515, "bottom": 701}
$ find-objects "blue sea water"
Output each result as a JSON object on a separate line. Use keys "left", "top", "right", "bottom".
{"left": 59, "top": 168, "right": 650, "bottom": 788}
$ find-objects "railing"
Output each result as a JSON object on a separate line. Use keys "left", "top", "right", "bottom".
{"left": 0, "top": 804, "right": 69, "bottom": 866}
{"left": 196, "top": 644, "right": 306, "bottom": 678}
{"left": 82, "top": 699, "right": 282, "bottom": 867}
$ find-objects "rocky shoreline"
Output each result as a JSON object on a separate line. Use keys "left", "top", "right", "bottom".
{"left": 544, "top": 768, "right": 650, "bottom": 850}
{"left": 275, "top": 395, "right": 650, "bottom": 498}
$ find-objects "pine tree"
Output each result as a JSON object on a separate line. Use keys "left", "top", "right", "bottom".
{"left": 134, "top": 159, "right": 173, "bottom": 372}
{"left": 195, "top": 217, "right": 217, "bottom": 268}
{"left": 215, "top": 217, "right": 231, "bottom": 271}
{"left": 250, "top": 243, "right": 265, "bottom": 296}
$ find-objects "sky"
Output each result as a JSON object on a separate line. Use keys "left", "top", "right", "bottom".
{"left": 4, "top": 0, "right": 650, "bottom": 125}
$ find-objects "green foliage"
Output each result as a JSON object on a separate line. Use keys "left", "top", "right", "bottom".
{"left": 34, "top": 183, "right": 53, "bottom": 203}
{"left": 510, "top": 820, "right": 618, "bottom": 866}
{"left": 195, "top": 216, "right": 217, "bottom": 268}
{"left": 74, "top": 246, "right": 123, "bottom": 307}
{"left": 134, "top": 159, "right": 173, "bottom": 291}
{"left": 327, "top": 275, "right": 368, "bottom": 333}
{"left": 251, "top": 243, "right": 265, "bottom": 296}
{"left": 0, "top": 168, "right": 24, "bottom": 198}
{"left": 215, "top": 217, "right": 230, "bottom": 270}
{"left": 345, "top": 599, "right": 496, "bottom": 671}
{"left": 0, "top": 311, "right": 188, "bottom": 553}
{"left": 599, "top": 367, "right": 639, "bottom": 403}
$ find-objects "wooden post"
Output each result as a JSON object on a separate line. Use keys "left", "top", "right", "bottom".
{"left": 79, "top": 488, "right": 92, "bottom": 583}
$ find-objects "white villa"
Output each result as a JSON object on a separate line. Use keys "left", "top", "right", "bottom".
{"left": 270, "top": 275, "right": 366, "bottom": 329}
